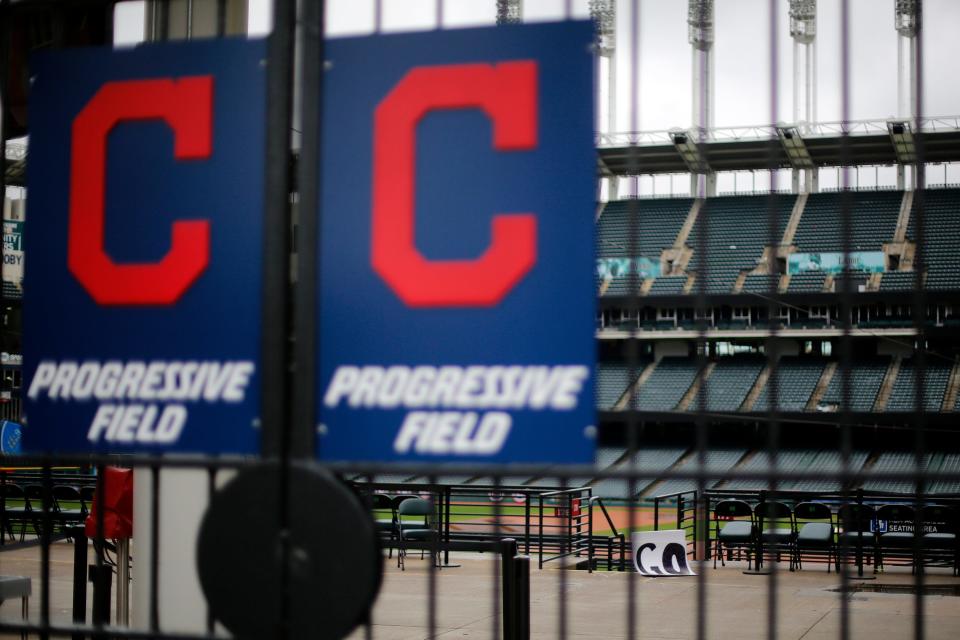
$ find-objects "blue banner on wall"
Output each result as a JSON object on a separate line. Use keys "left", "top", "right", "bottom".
{"left": 23, "top": 39, "right": 266, "bottom": 454}
{"left": 788, "top": 251, "right": 886, "bottom": 275}
{"left": 317, "top": 22, "right": 596, "bottom": 463}
{"left": 597, "top": 257, "right": 661, "bottom": 280}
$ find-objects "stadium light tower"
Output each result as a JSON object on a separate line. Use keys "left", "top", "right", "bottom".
{"left": 895, "top": 0, "right": 919, "bottom": 121}
{"left": 590, "top": 0, "right": 616, "bottom": 134}
{"left": 590, "top": 0, "right": 617, "bottom": 200}
{"left": 893, "top": 0, "right": 919, "bottom": 190}
{"left": 688, "top": 0, "right": 715, "bottom": 196}
{"left": 497, "top": 0, "right": 522, "bottom": 26}
{"left": 789, "top": 0, "right": 817, "bottom": 128}
{"left": 789, "top": 0, "right": 818, "bottom": 193}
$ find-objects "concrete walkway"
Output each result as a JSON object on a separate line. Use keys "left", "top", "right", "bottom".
{"left": 355, "top": 553, "right": 960, "bottom": 639}
{"left": 2, "top": 543, "right": 959, "bottom": 639}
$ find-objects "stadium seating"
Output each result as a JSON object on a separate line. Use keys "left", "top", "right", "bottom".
{"left": 646, "top": 275, "right": 687, "bottom": 296}
{"left": 793, "top": 191, "right": 902, "bottom": 253}
{"left": 819, "top": 357, "right": 890, "bottom": 411}
{"left": 885, "top": 359, "right": 952, "bottom": 412}
{"left": 631, "top": 357, "right": 699, "bottom": 410}
{"left": 597, "top": 198, "right": 691, "bottom": 296}
{"left": 723, "top": 450, "right": 868, "bottom": 492}
{"left": 685, "top": 194, "right": 793, "bottom": 295}
{"left": 905, "top": 188, "right": 960, "bottom": 291}
{"left": 863, "top": 452, "right": 927, "bottom": 494}
{"left": 649, "top": 449, "right": 747, "bottom": 497}
{"left": 783, "top": 450, "right": 869, "bottom": 492}
{"left": 596, "top": 363, "right": 645, "bottom": 410}
{"left": 741, "top": 273, "right": 780, "bottom": 295}
{"left": 878, "top": 271, "right": 918, "bottom": 291}
{"left": 596, "top": 198, "right": 692, "bottom": 259}
{"left": 864, "top": 451, "right": 960, "bottom": 495}
{"left": 927, "top": 453, "right": 960, "bottom": 494}
{"left": 590, "top": 447, "right": 687, "bottom": 500}
{"left": 752, "top": 357, "right": 826, "bottom": 412}
{"left": 688, "top": 357, "right": 764, "bottom": 412}
{"left": 786, "top": 271, "right": 826, "bottom": 293}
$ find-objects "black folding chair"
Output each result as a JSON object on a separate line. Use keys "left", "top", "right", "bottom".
{"left": 713, "top": 499, "right": 756, "bottom": 569}
{"left": 396, "top": 497, "right": 439, "bottom": 571}
{"left": 371, "top": 493, "right": 398, "bottom": 558}
{"left": 919, "top": 504, "right": 958, "bottom": 576}
{"left": 793, "top": 502, "right": 836, "bottom": 572}
{"left": 875, "top": 504, "right": 918, "bottom": 573}
{"left": 52, "top": 485, "right": 88, "bottom": 535}
{"left": 754, "top": 501, "right": 795, "bottom": 570}
{"left": 1, "top": 484, "right": 30, "bottom": 542}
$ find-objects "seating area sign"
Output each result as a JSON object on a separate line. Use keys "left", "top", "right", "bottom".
{"left": 317, "top": 22, "right": 596, "bottom": 463}
{"left": 23, "top": 40, "right": 266, "bottom": 454}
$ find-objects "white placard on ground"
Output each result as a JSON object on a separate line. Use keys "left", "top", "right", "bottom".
{"left": 631, "top": 530, "right": 696, "bottom": 576}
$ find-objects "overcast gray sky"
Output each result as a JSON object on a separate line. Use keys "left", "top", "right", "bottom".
{"left": 115, "top": 0, "right": 960, "bottom": 130}
{"left": 111, "top": 0, "right": 960, "bottom": 190}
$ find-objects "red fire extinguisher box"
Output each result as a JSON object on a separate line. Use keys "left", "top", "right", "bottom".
{"left": 84, "top": 467, "right": 133, "bottom": 539}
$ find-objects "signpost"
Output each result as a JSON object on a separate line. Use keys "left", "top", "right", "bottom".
{"left": 23, "top": 39, "right": 267, "bottom": 454}
{"left": 317, "top": 22, "right": 597, "bottom": 463}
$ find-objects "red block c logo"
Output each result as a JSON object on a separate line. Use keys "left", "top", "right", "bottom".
{"left": 372, "top": 62, "right": 538, "bottom": 308}
{"left": 69, "top": 76, "right": 213, "bottom": 305}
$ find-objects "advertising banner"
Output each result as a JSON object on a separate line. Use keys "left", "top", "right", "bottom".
{"left": 317, "top": 22, "right": 596, "bottom": 463}
{"left": 631, "top": 530, "right": 696, "bottom": 576}
{"left": 788, "top": 251, "right": 886, "bottom": 275}
{"left": 24, "top": 39, "right": 266, "bottom": 454}
{"left": 597, "top": 257, "right": 661, "bottom": 280}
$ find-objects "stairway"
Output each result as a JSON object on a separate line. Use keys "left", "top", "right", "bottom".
{"left": 942, "top": 358, "right": 960, "bottom": 412}
{"left": 741, "top": 364, "right": 772, "bottom": 412}
{"left": 806, "top": 362, "right": 838, "bottom": 411}
{"left": 780, "top": 193, "right": 808, "bottom": 246}
{"left": 873, "top": 356, "right": 902, "bottom": 412}
{"left": 677, "top": 362, "right": 717, "bottom": 411}
{"left": 615, "top": 361, "right": 659, "bottom": 410}
{"left": 893, "top": 190, "right": 914, "bottom": 244}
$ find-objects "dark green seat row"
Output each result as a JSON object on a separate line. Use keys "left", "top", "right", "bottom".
{"left": 752, "top": 357, "right": 827, "bottom": 412}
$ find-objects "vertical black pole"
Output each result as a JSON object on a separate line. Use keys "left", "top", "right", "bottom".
{"left": 445, "top": 487, "right": 454, "bottom": 566}
{"left": 261, "top": 1, "right": 296, "bottom": 457}
{"left": 524, "top": 493, "right": 531, "bottom": 555}
{"left": 501, "top": 538, "right": 518, "bottom": 640}
{"left": 0, "top": 0, "right": 10, "bottom": 393}
{"left": 292, "top": 0, "right": 324, "bottom": 460}
{"left": 262, "top": 5, "right": 297, "bottom": 636}
{"left": 71, "top": 527, "right": 88, "bottom": 640}
{"left": 514, "top": 555, "right": 530, "bottom": 640}
{"left": 89, "top": 565, "right": 112, "bottom": 627}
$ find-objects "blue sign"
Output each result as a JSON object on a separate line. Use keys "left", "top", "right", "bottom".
{"left": 23, "top": 39, "right": 266, "bottom": 454}
{"left": 0, "top": 421, "right": 22, "bottom": 455}
{"left": 317, "top": 22, "right": 597, "bottom": 463}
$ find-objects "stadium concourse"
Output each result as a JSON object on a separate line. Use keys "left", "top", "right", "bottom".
{"left": 4, "top": 543, "right": 960, "bottom": 640}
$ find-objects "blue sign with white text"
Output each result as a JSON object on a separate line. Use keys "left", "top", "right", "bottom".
{"left": 24, "top": 39, "right": 266, "bottom": 454}
{"left": 317, "top": 22, "right": 596, "bottom": 463}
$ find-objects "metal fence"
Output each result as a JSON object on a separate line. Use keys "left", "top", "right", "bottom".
{"left": 2, "top": 0, "right": 960, "bottom": 639}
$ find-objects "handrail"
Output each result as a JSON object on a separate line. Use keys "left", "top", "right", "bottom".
{"left": 589, "top": 496, "right": 619, "bottom": 538}
{"left": 539, "top": 485, "right": 590, "bottom": 498}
